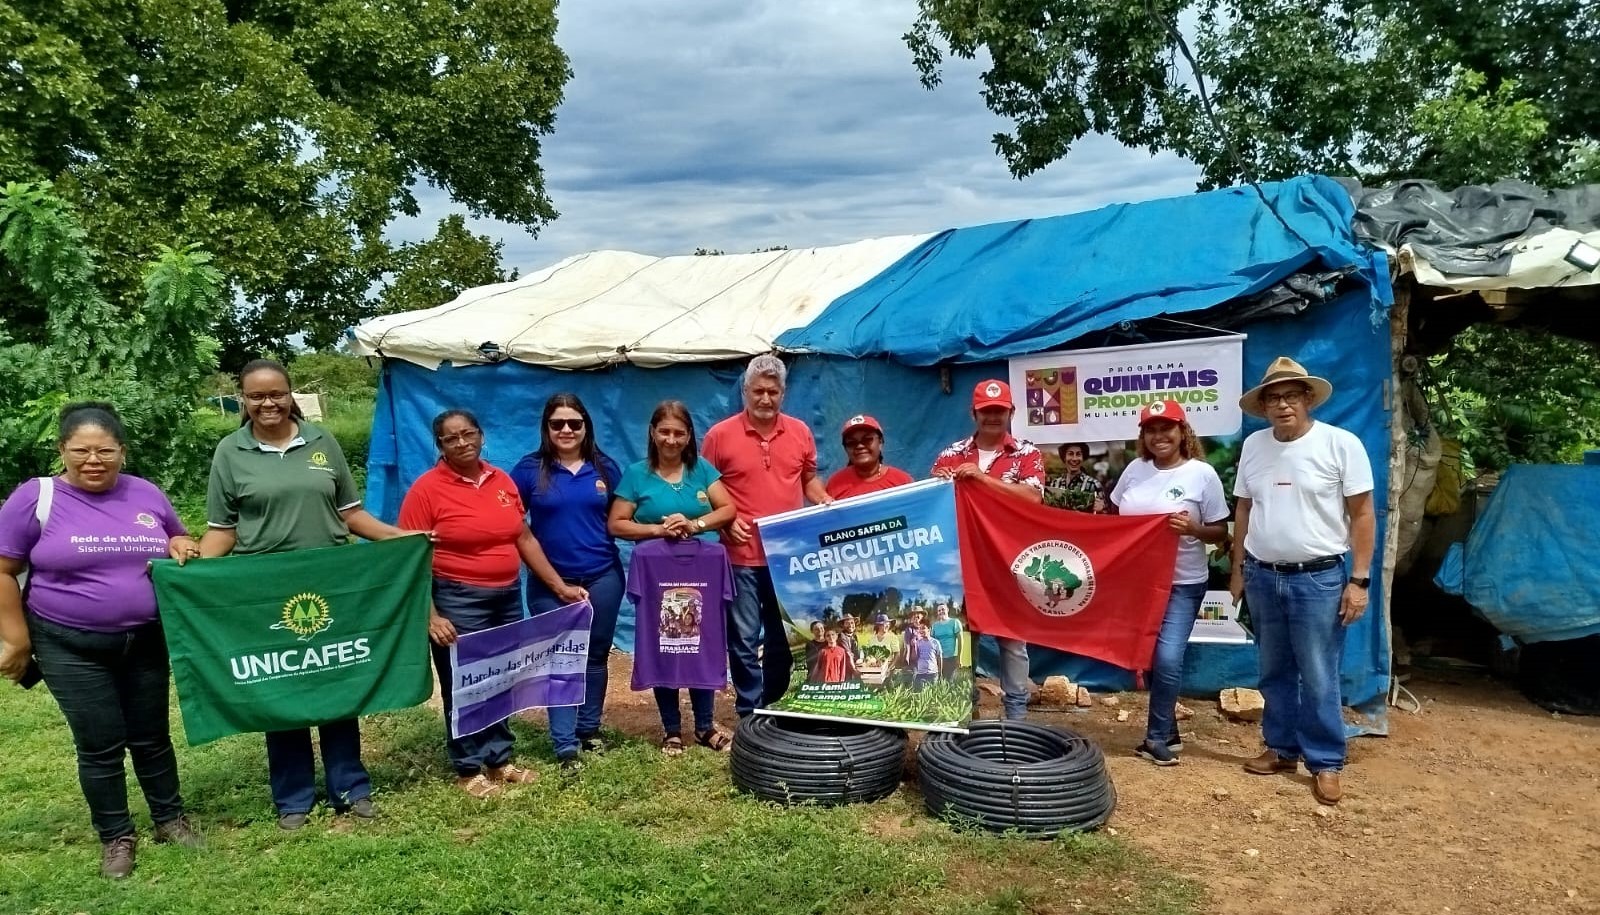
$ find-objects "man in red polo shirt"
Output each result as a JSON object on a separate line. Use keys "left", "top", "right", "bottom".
{"left": 702, "top": 354, "right": 832, "bottom": 716}
{"left": 931, "top": 378, "right": 1045, "bottom": 720}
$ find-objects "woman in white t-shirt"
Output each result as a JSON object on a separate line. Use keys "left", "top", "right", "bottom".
{"left": 1109, "top": 399, "right": 1230, "bottom": 767}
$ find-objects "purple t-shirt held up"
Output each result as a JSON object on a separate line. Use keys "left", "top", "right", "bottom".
{"left": 0, "top": 475, "right": 185, "bottom": 632}
{"left": 627, "top": 538, "right": 734, "bottom": 691}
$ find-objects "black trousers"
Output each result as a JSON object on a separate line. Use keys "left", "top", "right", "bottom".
{"left": 29, "top": 614, "right": 185, "bottom": 841}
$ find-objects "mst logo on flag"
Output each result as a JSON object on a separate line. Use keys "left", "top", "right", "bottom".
{"left": 955, "top": 481, "right": 1178, "bottom": 671}
{"left": 152, "top": 536, "right": 433, "bottom": 745}
{"left": 1011, "top": 540, "right": 1096, "bottom": 617}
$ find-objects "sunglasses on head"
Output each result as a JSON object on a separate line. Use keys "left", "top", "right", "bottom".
{"left": 548, "top": 418, "right": 585, "bottom": 431}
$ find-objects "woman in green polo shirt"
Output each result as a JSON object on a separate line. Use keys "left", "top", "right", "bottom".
{"left": 198, "top": 358, "right": 416, "bottom": 831}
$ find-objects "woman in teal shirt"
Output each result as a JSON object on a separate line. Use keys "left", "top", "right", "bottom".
{"left": 608, "top": 401, "right": 736, "bottom": 755}
{"left": 930, "top": 602, "right": 964, "bottom": 679}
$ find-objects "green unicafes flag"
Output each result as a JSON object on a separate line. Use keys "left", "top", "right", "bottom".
{"left": 152, "top": 536, "right": 434, "bottom": 745}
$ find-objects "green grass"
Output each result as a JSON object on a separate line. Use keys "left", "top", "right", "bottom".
{"left": 0, "top": 686, "right": 1201, "bottom": 915}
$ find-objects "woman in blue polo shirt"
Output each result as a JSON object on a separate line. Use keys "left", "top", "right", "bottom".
{"left": 510, "top": 393, "right": 624, "bottom": 769}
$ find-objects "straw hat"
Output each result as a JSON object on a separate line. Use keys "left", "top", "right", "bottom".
{"left": 1239, "top": 357, "right": 1332, "bottom": 418}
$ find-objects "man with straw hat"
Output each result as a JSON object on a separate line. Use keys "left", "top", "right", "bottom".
{"left": 1228, "top": 357, "right": 1375, "bottom": 806}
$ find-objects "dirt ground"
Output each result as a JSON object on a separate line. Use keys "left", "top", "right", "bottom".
{"left": 545, "top": 657, "right": 1600, "bottom": 915}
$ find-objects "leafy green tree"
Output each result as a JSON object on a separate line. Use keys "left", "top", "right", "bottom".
{"left": 1424, "top": 326, "right": 1600, "bottom": 471}
{"left": 904, "top": 0, "right": 1597, "bottom": 188}
{"left": 0, "top": 182, "right": 226, "bottom": 492}
{"left": 1, "top": 0, "right": 569, "bottom": 365}
{"left": 377, "top": 216, "right": 519, "bottom": 315}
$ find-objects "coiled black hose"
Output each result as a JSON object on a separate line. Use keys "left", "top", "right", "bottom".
{"left": 917, "top": 720, "right": 1116, "bottom": 837}
{"left": 730, "top": 714, "right": 909, "bottom": 806}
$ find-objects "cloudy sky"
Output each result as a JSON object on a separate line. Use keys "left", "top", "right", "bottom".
{"left": 402, "top": 0, "right": 1201, "bottom": 272}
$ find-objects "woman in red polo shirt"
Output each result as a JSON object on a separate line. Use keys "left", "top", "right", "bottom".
{"left": 824, "top": 414, "right": 914, "bottom": 500}
{"left": 398, "top": 409, "right": 586, "bottom": 798}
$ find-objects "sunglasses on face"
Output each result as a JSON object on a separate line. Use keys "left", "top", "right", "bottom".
{"left": 548, "top": 418, "right": 585, "bottom": 432}
{"left": 843, "top": 436, "right": 877, "bottom": 448}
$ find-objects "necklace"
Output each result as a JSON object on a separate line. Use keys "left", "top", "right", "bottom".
{"left": 656, "top": 465, "right": 686, "bottom": 491}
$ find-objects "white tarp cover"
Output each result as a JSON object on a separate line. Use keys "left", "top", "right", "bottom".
{"left": 1405, "top": 228, "right": 1600, "bottom": 291}
{"left": 351, "top": 235, "right": 931, "bottom": 370}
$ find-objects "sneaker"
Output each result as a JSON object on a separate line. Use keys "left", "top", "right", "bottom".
{"left": 100, "top": 835, "right": 137, "bottom": 879}
{"left": 1242, "top": 749, "right": 1299, "bottom": 775}
{"left": 1135, "top": 740, "right": 1180, "bottom": 767}
{"left": 1166, "top": 735, "right": 1184, "bottom": 753}
{"left": 456, "top": 773, "right": 503, "bottom": 799}
{"left": 347, "top": 797, "right": 377, "bottom": 819}
{"left": 277, "top": 812, "right": 309, "bottom": 831}
{"left": 558, "top": 756, "right": 584, "bottom": 776}
{"left": 487, "top": 763, "right": 539, "bottom": 784}
{"left": 578, "top": 733, "right": 610, "bottom": 754}
{"left": 153, "top": 815, "right": 203, "bottom": 848}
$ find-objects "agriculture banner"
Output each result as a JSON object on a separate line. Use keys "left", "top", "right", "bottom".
{"left": 755, "top": 479, "right": 972, "bottom": 733}
{"left": 955, "top": 481, "right": 1179, "bottom": 670}
{"left": 151, "top": 536, "right": 433, "bottom": 746}
{"left": 1008, "top": 335, "right": 1245, "bottom": 442}
{"left": 449, "top": 599, "right": 592, "bottom": 739}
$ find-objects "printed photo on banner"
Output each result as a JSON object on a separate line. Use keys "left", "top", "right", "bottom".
{"left": 755, "top": 479, "right": 973, "bottom": 733}
{"left": 1008, "top": 335, "right": 1246, "bottom": 443}
{"left": 449, "top": 599, "right": 593, "bottom": 739}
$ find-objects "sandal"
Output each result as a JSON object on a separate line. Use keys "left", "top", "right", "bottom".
{"left": 660, "top": 734, "right": 685, "bottom": 757}
{"left": 695, "top": 727, "right": 732, "bottom": 752}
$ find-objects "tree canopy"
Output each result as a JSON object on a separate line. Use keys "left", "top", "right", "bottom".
{"left": 905, "top": 0, "right": 1599, "bottom": 188}
{"left": 0, "top": 181, "right": 225, "bottom": 491}
{"left": 1, "top": 0, "right": 569, "bottom": 365}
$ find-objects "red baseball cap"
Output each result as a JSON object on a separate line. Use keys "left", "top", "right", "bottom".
{"left": 841, "top": 414, "right": 882, "bottom": 437}
{"left": 972, "top": 379, "right": 1012, "bottom": 411}
{"left": 1138, "top": 399, "right": 1187, "bottom": 426}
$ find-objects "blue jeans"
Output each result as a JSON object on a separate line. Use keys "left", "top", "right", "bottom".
{"left": 265, "top": 720, "right": 369, "bottom": 815}
{"left": 28, "top": 614, "right": 185, "bottom": 841}
{"left": 1245, "top": 558, "right": 1349, "bottom": 773}
{"left": 527, "top": 562, "right": 624, "bottom": 760}
{"left": 995, "top": 637, "right": 1031, "bottom": 719}
{"left": 970, "top": 634, "right": 1031, "bottom": 719}
{"left": 430, "top": 578, "right": 523, "bottom": 775}
{"left": 653, "top": 687, "right": 715, "bottom": 735}
{"left": 1145, "top": 581, "right": 1209, "bottom": 745}
{"left": 729, "top": 566, "right": 793, "bottom": 716}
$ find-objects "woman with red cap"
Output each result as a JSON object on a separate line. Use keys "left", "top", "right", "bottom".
{"left": 825, "top": 414, "right": 914, "bottom": 500}
{"left": 1108, "top": 399, "right": 1230, "bottom": 766}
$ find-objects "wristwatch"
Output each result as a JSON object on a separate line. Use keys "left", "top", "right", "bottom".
{"left": 695, "top": 519, "right": 707, "bottom": 531}
{"left": 1348, "top": 576, "right": 1370, "bottom": 589}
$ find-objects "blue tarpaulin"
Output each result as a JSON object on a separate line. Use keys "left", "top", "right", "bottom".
{"left": 779, "top": 176, "right": 1389, "bottom": 363}
{"left": 362, "top": 175, "right": 1395, "bottom": 719}
{"left": 1434, "top": 465, "right": 1600, "bottom": 643}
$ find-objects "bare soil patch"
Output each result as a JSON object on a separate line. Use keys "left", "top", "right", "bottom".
{"left": 1036, "top": 670, "right": 1600, "bottom": 915}
{"left": 449, "top": 656, "right": 1600, "bottom": 914}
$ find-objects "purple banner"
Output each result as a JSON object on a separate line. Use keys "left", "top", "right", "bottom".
{"left": 448, "top": 600, "right": 592, "bottom": 739}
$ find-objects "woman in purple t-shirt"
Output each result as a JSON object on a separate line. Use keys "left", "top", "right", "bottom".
{"left": 0, "top": 403, "right": 203, "bottom": 879}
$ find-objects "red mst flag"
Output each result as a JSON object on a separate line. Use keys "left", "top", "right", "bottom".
{"left": 955, "top": 480, "right": 1179, "bottom": 670}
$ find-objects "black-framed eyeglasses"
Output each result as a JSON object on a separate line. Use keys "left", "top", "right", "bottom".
{"left": 438, "top": 429, "right": 482, "bottom": 446}
{"left": 243, "top": 392, "right": 292, "bottom": 405}
{"left": 1262, "top": 390, "right": 1309, "bottom": 406}
{"left": 548, "top": 418, "right": 585, "bottom": 432}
